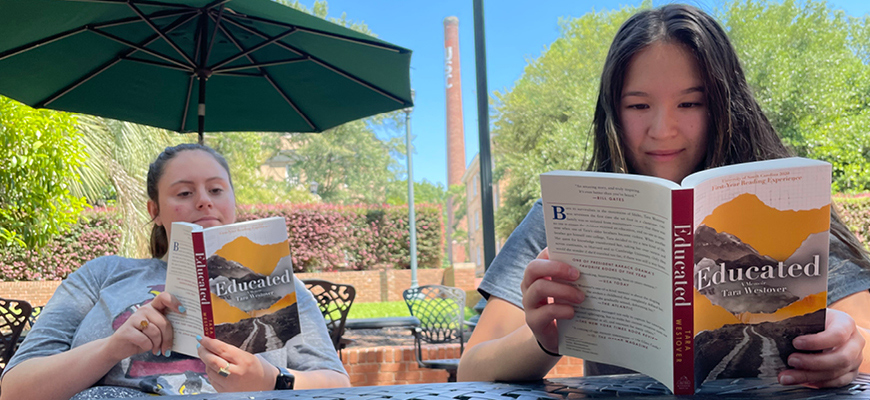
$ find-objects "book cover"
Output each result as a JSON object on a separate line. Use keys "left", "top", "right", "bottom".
{"left": 165, "top": 217, "right": 302, "bottom": 358}
{"left": 540, "top": 157, "right": 830, "bottom": 395}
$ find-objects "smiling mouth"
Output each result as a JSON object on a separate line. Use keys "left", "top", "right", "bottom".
{"left": 647, "top": 149, "right": 683, "bottom": 157}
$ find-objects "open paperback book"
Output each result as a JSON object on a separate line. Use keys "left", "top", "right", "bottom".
{"left": 540, "top": 157, "right": 831, "bottom": 395}
{"left": 165, "top": 216, "right": 302, "bottom": 358}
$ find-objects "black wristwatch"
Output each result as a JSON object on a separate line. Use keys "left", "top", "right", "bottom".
{"left": 275, "top": 366, "right": 295, "bottom": 390}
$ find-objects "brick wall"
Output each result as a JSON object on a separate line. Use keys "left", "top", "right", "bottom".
{"left": 341, "top": 344, "right": 584, "bottom": 386}
{"left": 0, "top": 280, "right": 62, "bottom": 306}
{"left": 0, "top": 267, "right": 477, "bottom": 307}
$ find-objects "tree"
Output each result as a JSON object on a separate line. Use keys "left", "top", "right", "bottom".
{"left": 720, "top": 0, "right": 870, "bottom": 193}
{"left": 72, "top": 117, "right": 187, "bottom": 257}
{"left": 0, "top": 96, "right": 88, "bottom": 248}
{"left": 209, "top": 131, "right": 317, "bottom": 205}
{"left": 284, "top": 118, "right": 403, "bottom": 204}
{"left": 491, "top": 6, "right": 640, "bottom": 238}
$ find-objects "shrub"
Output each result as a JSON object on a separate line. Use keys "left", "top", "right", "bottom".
{"left": 2, "top": 202, "right": 444, "bottom": 281}
{"left": 0, "top": 208, "right": 121, "bottom": 281}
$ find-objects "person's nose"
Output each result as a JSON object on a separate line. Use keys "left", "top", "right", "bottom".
{"left": 649, "top": 107, "right": 678, "bottom": 139}
{"left": 195, "top": 190, "right": 213, "bottom": 210}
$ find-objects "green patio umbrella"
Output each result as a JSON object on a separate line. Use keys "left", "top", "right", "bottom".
{"left": 0, "top": 0, "right": 412, "bottom": 142}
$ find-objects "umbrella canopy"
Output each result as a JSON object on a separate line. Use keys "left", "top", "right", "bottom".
{"left": 0, "top": 0, "right": 413, "bottom": 141}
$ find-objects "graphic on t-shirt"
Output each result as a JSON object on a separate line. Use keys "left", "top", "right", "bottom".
{"left": 112, "top": 284, "right": 213, "bottom": 395}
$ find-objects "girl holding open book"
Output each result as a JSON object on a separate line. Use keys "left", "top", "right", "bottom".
{"left": 0, "top": 144, "right": 349, "bottom": 400}
{"left": 458, "top": 3, "right": 870, "bottom": 388}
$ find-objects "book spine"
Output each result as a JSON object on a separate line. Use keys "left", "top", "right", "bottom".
{"left": 671, "top": 188, "right": 695, "bottom": 395}
{"left": 192, "top": 231, "right": 215, "bottom": 339}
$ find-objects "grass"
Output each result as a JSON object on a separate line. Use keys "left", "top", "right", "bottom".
{"left": 347, "top": 300, "right": 476, "bottom": 321}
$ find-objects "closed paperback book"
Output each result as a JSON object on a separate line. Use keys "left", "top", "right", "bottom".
{"left": 165, "top": 216, "right": 302, "bottom": 358}
{"left": 540, "top": 157, "right": 830, "bottom": 394}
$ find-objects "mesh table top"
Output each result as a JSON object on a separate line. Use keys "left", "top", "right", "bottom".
{"left": 120, "top": 373, "right": 870, "bottom": 400}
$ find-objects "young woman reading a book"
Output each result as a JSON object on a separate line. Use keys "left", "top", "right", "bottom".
{"left": 0, "top": 144, "right": 350, "bottom": 400}
{"left": 457, "top": 3, "right": 870, "bottom": 388}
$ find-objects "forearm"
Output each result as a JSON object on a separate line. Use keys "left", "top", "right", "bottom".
{"left": 0, "top": 338, "right": 120, "bottom": 400}
{"left": 458, "top": 324, "right": 561, "bottom": 382}
{"left": 858, "top": 325, "right": 870, "bottom": 374}
{"left": 292, "top": 369, "right": 350, "bottom": 389}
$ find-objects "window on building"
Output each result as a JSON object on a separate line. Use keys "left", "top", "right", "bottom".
{"left": 285, "top": 165, "right": 299, "bottom": 186}
{"left": 475, "top": 211, "right": 480, "bottom": 231}
{"left": 477, "top": 247, "right": 482, "bottom": 267}
{"left": 473, "top": 175, "right": 479, "bottom": 197}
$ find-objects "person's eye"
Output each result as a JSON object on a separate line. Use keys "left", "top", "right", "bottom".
{"left": 210, "top": 188, "right": 224, "bottom": 195}
{"left": 679, "top": 102, "right": 703, "bottom": 108}
{"left": 177, "top": 191, "right": 192, "bottom": 198}
{"left": 626, "top": 103, "right": 649, "bottom": 110}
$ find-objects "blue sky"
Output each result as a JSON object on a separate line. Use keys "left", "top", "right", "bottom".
{"left": 300, "top": 0, "right": 870, "bottom": 188}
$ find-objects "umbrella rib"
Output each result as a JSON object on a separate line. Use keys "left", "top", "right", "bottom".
{"left": 0, "top": 27, "right": 87, "bottom": 61}
{"left": 181, "top": 75, "right": 195, "bottom": 132}
{"left": 204, "top": 6, "right": 226, "bottom": 68}
{"left": 231, "top": 14, "right": 407, "bottom": 54}
{"left": 124, "top": 56, "right": 193, "bottom": 72}
{"left": 309, "top": 58, "right": 407, "bottom": 105}
{"left": 128, "top": 2, "right": 196, "bottom": 66}
{"left": 216, "top": 58, "right": 306, "bottom": 73}
{"left": 39, "top": 13, "right": 198, "bottom": 108}
{"left": 76, "top": 0, "right": 195, "bottom": 10}
{"left": 0, "top": 10, "right": 191, "bottom": 61}
{"left": 209, "top": 29, "right": 298, "bottom": 71}
{"left": 212, "top": 18, "right": 317, "bottom": 131}
{"left": 89, "top": 28, "right": 193, "bottom": 70}
{"left": 222, "top": 16, "right": 408, "bottom": 106}
{"left": 213, "top": 71, "right": 263, "bottom": 77}
{"left": 91, "top": 9, "right": 195, "bottom": 30}
{"left": 40, "top": 58, "right": 122, "bottom": 108}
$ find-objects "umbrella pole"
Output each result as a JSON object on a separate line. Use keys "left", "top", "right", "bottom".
{"left": 197, "top": 75, "right": 205, "bottom": 144}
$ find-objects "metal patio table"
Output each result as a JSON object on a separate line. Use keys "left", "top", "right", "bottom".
{"left": 111, "top": 372, "right": 870, "bottom": 399}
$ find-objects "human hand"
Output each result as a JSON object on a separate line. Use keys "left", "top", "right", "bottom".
{"left": 778, "top": 308, "right": 865, "bottom": 388}
{"left": 106, "top": 291, "right": 185, "bottom": 360}
{"left": 521, "top": 248, "right": 583, "bottom": 356}
{"left": 197, "top": 336, "right": 278, "bottom": 392}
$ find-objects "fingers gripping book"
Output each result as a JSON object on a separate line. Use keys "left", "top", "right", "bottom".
{"left": 165, "top": 216, "right": 302, "bottom": 358}
{"left": 540, "top": 158, "right": 831, "bottom": 395}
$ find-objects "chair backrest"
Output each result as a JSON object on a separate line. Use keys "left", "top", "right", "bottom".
{"left": 26, "top": 305, "right": 43, "bottom": 330}
{"left": 302, "top": 279, "right": 356, "bottom": 351}
{"left": 0, "top": 297, "right": 32, "bottom": 371}
{"left": 403, "top": 285, "right": 465, "bottom": 352}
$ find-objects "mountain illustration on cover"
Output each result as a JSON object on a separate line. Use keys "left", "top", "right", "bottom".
{"left": 692, "top": 193, "right": 829, "bottom": 383}
{"left": 206, "top": 236, "right": 300, "bottom": 354}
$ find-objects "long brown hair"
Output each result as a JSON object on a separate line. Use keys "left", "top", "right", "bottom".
{"left": 146, "top": 143, "right": 233, "bottom": 259}
{"left": 588, "top": 4, "right": 868, "bottom": 266}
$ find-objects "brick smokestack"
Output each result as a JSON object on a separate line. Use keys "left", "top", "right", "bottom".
{"left": 444, "top": 16, "right": 466, "bottom": 263}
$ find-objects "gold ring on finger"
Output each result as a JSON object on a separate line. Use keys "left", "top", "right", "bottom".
{"left": 139, "top": 320, "right": 149, "bottom": 331}
{"left": 218, "top": 361, "right": 231, "bottom": 377}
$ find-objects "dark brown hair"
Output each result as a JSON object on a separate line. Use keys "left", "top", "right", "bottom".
{"left": 147, "top": 143, "right": 232, "bottom": 259}
{"left": 588, "top": 4, "right": 868, "bottom": 265}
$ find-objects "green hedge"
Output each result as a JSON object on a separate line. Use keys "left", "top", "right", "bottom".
{"left": 1, "top": 203, "right": 444, "bottom": 281}
{"left": 4, "top": 195, "right": 868, "bottom": 282}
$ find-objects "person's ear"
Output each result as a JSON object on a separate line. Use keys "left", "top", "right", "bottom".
{"left": 147, "top": 200, "right": 162, "bottom": 226}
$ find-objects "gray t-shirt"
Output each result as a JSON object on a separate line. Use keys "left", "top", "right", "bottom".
{"left": 479, "top": 199, "right": 870, "bottom": 376}
{"left": 2, "top": 256, "right": 346, "bottom": 398}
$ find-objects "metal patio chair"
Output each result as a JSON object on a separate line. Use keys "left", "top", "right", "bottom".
{"left": 0, "top": 297, "right": 32, "bottom": 373}
{"left": 403, "top": 285, "right": 465, "bottom": 382}
{"left": 303, "top": 279, "right": 356, "bottom": 357}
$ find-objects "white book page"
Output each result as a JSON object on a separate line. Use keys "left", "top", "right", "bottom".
{"left": 541, "top": 171, "right": 677, "bottom": 387}
{"left": 165, "top": 222, "right": 206, "bottom": 357}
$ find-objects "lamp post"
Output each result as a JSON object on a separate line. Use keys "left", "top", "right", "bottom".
{"left": 404, "top": 90, "right": 418, "bottom": 288}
